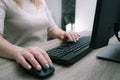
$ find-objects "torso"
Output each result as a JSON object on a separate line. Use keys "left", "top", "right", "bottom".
{"left": 2, "top": 0, "right": 55, "bottom": 47}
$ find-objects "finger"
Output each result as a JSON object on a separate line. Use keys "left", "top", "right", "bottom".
{"left": 16, "top": 56, "right": 32, "bottom": 70}
{"left": 23, "top": 50, "right": 41, "bottom": 70}
{"left": 69, "top": 32, "right": 77, "bottom": 42}
{"left": 74, "top": 33, "right": 80, "bottom": 41}
{"left": 36, "top": 47, "right": 52, "bottom": 63}
{"left": 35, "top": 47, "right": 53, "bottom": 68}
{"left": 29, "top": 47, "right": 48, "bottom": 68}
{"left": 71, "top": 32, "right": 80, "bottom": 41}
{"left": 72, "top": 33, "right": 78, "bottom": 41}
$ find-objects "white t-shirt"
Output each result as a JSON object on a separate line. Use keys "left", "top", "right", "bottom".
{"left": 0, "top": 0, "right": 57, "bottom": 47}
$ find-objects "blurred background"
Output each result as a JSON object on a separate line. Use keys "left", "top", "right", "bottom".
{"left": 46, "top": 0, "right": 97, "bottom": 32}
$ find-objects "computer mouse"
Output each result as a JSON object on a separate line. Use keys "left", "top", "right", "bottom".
{"left": 19, "top": 64, "right": 55, "bottom": 78}
{"left": 28, "top": 66, "right": 55, "bottom": 78}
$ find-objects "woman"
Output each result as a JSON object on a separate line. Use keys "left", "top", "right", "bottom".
{"left": 0, "top": 0, "right": 80, "bottom": 71}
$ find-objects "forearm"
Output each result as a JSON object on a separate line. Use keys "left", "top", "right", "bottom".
{"left": 0, "top": 36, "right": 22, "bottom": 60}
{"left": 0, "top": 36, "right": 53, "bottom": 70}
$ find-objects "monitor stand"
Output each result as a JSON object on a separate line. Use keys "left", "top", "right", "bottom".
{"left": 97, "top": 42, "right": 120, "bottom": 62}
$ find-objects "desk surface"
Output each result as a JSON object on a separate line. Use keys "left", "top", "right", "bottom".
{"left": 0, "top": 33, "right": 120, "bottom": 80}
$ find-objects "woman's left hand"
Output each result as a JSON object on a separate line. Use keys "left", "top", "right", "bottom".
{"left": 60, "top": 31, "right": 80, "bottom": 42}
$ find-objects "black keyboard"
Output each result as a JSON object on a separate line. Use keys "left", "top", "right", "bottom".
{"left": 47, "top": 36, "right": 92, "bottom": 65}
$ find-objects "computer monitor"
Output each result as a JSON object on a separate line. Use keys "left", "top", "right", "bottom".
{"left": 90, "top": 0, "right": 120, "bottom": 62}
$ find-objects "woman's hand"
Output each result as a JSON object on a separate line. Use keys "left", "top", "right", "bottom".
{"left": 14, "top": 46, "right": 52, "bottom": 70}
{"left": 60, "top": 31, "right": 80, "bottom": 42}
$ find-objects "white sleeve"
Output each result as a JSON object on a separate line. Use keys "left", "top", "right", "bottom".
{"left": 0, "top": 1, "right": 6, "bottom": 36}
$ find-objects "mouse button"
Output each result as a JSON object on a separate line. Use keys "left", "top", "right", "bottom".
{"left": 38, "top": 70, "right": 47, "bottom": 76}
{"left": 39, "top": 69, "right": 50, "bottom": 75}
{"left": 40, "top": 67, "right": 55, "bottom": 75}
{"left": 29, "top": 68, "right": 47, "bottom": 77}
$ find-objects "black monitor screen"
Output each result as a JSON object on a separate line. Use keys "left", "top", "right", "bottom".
{"left": 90, "top": 0, "right": 120, "bottom": 62}
{"left": 90, "top": 0, "right": 120, "bottom": 49}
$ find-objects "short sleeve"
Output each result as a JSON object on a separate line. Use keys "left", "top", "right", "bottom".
{"left": 42, "top": 0, "right": 58, "bottom": 31}
{"left": 0, "top": 1, "right": 6, "bottom": 36}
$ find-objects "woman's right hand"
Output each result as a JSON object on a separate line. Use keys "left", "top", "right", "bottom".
{"left": 14, "top": 46, "right": 53, "bottom": 70}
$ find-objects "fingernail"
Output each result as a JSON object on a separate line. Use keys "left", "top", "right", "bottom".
{"left": 77, "top": 38, "right": 79, "bottom": 41}
{"left": 49, "top": 63, "right": 53, "bottom": 68}
{"left": 44, "top": 64, "right": 50, "bottom": 69}
{"left": 74, "top": 40, "right": 77, "bottom": 42}
{"left": 74, "top": 40, "right": 76, "bottom": 42}
{"left": 28, "top": 65, "right": 32, "bottom": 69}
{"left": 37, "top": 65, "right": 41, "bottom": 70}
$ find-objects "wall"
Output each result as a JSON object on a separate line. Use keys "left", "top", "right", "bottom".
{"left": 46, "top": 0, "right": 62, "bottom": 27}
{"left": 75, "top": 0, "right": 97, "bottom": 32}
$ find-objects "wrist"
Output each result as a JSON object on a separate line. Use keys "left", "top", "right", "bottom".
{"left": 59, "top": 31, "right": 66, "bottom": 40}
{"left": 10, "top": 45, "right": 23, "bottom": 60}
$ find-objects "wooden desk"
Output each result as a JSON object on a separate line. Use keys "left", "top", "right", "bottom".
{"left": 0, "top": 35, "right": 120, "bottom": 80}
